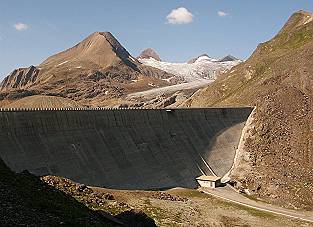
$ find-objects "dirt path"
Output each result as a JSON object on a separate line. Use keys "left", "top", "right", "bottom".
{"left": 200, "top": 186, "right": 313, "bottom": 224}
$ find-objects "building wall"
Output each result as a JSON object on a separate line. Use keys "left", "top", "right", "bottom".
{"left": 0, "top": 108, "right": 252, "bottom": 189}
{"left": 198, "top": 180, "right": 216, "bottom": 188}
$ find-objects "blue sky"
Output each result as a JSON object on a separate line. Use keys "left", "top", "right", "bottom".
{"left": 0, "top": 0, "right": 312, "bottom": 78}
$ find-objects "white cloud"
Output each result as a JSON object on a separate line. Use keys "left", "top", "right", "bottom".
{"left": 218, "top": 11, "right": 228, "bottom": 17}
{"left": 166, "top": 7, "right": 194, "bottom": 25}
{"left": 14, "top": 23, "right": 29, "bottom": 31}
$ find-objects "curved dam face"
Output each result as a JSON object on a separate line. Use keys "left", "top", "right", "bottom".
{"left": 0, "top": 108, "right": 252, "bottom": 189}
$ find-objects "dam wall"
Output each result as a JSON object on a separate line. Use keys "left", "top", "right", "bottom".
{"left": 0, "top": 108, "right": 253, "bottom": 189}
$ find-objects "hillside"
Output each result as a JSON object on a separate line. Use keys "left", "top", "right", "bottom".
{"left": 0, "top": 32, "right": 177, "bottom": 107}
{"left": 183, "top": 10, "right": 313, "bottom": 210}
{"left": 0, "top": 158, "right": 122, "bottom": 226}
{"left": 4, "top": 95, "right": 82, "bottom": 109}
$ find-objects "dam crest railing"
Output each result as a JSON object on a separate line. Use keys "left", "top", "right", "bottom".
{"left": 0, "top": 107, "right": 164, "bottom": 111}
{"left": 0, "top": 107, "right": 253, "bottom": 112}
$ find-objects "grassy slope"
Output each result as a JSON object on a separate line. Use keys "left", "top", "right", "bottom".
{"left": 184, "top": 11, "right": 313, "bottom": 210}
{"left": 185, "top": 11, "right": 313, "bottom": 107}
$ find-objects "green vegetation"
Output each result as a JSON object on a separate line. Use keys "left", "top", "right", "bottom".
{"left": 142, "top": 198, "right": 168, "bottom": 223}
{"left": 96, "top": 204, "right": 128, "bottom": 216}
{"left": 171, "top": 189, "right": 275, "bottom": 219}
{"left": 255, "top": 62, "right": 269, "bottom": 76}
{"left": 214, "top": 197, "right": 277, "bottom": 220}
{"left": 173, "top": 211, "right": 183, "bottom": 224}
{"left": 168, "top": 188, "right": 213, "bottom": 199}
{"left": 276, "top": 29, "right": 313, "bottom": 50}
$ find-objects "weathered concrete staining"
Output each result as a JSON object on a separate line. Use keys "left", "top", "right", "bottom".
{"left": 0, "top": 108, "right": 252, "bottom": 189}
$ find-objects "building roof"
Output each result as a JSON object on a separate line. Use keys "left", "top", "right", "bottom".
{"left": 196, "top": 175, "right": 221, "bottom": 181}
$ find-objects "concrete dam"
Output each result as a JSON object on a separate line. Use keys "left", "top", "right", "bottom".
{"left": 0, "top": 108, "right": 252, "bottom": 189}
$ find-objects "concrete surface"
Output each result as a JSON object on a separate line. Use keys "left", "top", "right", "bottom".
{"left": 0, "top": 108, "right": 252, "bottom": 189}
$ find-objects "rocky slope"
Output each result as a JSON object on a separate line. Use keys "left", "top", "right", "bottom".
{"left": 0, "top": 66, "right": 39, "bottom": 89}
{"left": 183, "top": 10, "right": 313, "bottom": 210}
{"left": 0, "top": 158, "right": 122, "bottom": 226}
{"left": 41, "top": 177, "right": 307, "bottom": 227}
{"left": 0, "top": 32, "right": 177, "bottom": 107}
{"left": 0, "top": 156, "right": 159, "bottom": 226}
{"left": 139, "top": 53, "right": 241, "bottom": 82}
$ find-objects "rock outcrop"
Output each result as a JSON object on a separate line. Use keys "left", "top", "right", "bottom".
{"left": 0, "top": 66, "right": 39, "bottom": 90}
{"left": 218, "top": 55, "right": 239, "bottom": 62}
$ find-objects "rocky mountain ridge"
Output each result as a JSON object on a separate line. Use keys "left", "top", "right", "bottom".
{"left": 1, "top": 66, "right": 39, "bottom": 90}
{"left": 0, "top": 32, "right": 177, "bottom": 107}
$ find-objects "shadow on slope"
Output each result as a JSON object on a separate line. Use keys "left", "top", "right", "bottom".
{"left": 0, "top": 157, "right": 122, "bottom": 226}
{"left": 0, "top": 157, "right": 157, "bottom": 226}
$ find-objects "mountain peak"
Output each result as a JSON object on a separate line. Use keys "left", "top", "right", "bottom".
{"left": 90, "top": 31, "right": 111, "bottom": 36}
{"left": 138, "top": 48, "right": 162, "bottom": 61}
{"left": 295, "top": 10, "right": 313, "bottom": 16}
{"left": 83, "top": 31, "right": 131, "bottom": 59}
{"left": 187, "top": 54, "right": 214, "bottom": 64}
{"left": 88, "top": 31, "right": 117, "bottom": 43}
{"left": 278, "top": 10, "right": 313, "bottom": 34}
{"left": 40, "top": 31, "right": 134, "bottom": 69}
{"left": 219, "top": 55, "right": 239, "bottom": 62}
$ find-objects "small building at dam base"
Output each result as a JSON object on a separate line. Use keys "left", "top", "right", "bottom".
{"left": 196, "top": 175, "right": 221, "bottom": 188}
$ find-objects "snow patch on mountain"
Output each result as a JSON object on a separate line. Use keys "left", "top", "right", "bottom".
{"left": 56, "top": 61, "right": 69, "bottom": 67}
{"left": 195, "top": 55, "right": 218, "bottom": 63}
